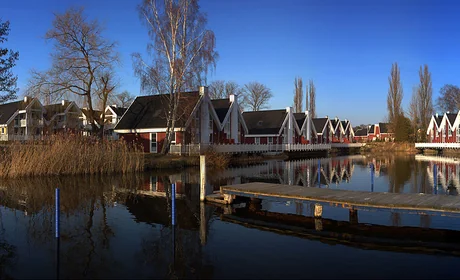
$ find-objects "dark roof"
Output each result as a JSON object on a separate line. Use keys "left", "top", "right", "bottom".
{"left": 368, "top": 125, "right": 375, "bottom": 134}
{"left": 242, "top": 109, "right": 287, "bottom": 135}
{"left": 211, "top": 98, "right": 230, "bottom": 123}
{"left": 44, "top": 101, "right": 73, "bottom": 120}
{"left": 294, "top": 113, "right": 306, "bottom": 129}
{"left": 378, "top": 122, "right": 390, "bottom": 133}
{"left": 446, "top": 113, "right": 457, "bottom": 126}
{"left": 434, "top": 115, "right": 443, "bottom": 127}
{"left": 330, "top": 118, "right": 340, "bottom": 130}
{"left": 312, "top": 118, "right": 328, "bottom": 134}
{"left": 0, "top": 98, "right": 34, "bottom": 124}
{"left": 341, "top": 120, "right": 349, "bottom": 131}
{"left": 115, "top": 91, "right": 200, "bottom": 130}
{"left": 354, "top": 128, "right": 367, "bottom": 136}
{"left": 109, "top": 106, "right": 127, "bottom": 117}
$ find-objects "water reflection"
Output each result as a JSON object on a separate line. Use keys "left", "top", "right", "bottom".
{"left": 1, "top": 154, "right": 460, "bottom": 278}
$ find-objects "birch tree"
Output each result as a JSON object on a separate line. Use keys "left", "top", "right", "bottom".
{"left": 132, "top": 0, "right": 218, "bottom": 154}
{"left": 293, "top": 77, "right": 303, "bottom": 113}
{"left": 26, "top": 7, "right": 119, "bottom": 135}
{"left": 387, "top": 62, "right": 403, "bottom": 132}
{"left": 0, "top": 20, "right": 19, "bottom": 103}
{"left": 244, "top": 81, "right": 272, "bottom": 111}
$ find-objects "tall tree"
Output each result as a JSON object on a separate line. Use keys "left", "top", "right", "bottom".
{"left": 408, "top": 86, "right": 420, "bottom": 142}
{"left": 208, "top": 80, "right": 225, "bottom": 99}
{"left": 417, "top": 64, "right": 433, "bottom": 141}
{"left": 387, "top": 62, "right": 403, "bottom": 132}
{"left": 26, "top": 7, "right": 119, "bottom": 135}
{"left": 308, "top": 80, "right": 316, "bottom": 118}
{"left": 132, "top": 0, "right": 217, "bottom": 154}
{"left": 293, "top": 77, "right": 303, "bottom": 113}
{"left": 0, "top": 20, "right": 19, "bottom": 103}
{"left": 244, "top": 82, "right": 272, "bottom": 111}
{"left": 436, "top": 84, "right": 460, "bottom": 113}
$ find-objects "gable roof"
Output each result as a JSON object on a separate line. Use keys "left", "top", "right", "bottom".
{"left": 368, "top": 125, "right": 375, "bottom": 134}
{"left": 81, "top": 108, "right": 102, "bottom": 122}
{"left": 293, "top": 113, "right": 306, "bottom": 129}
{"left": 312, "top": 118, "right": 328, "bottom": 135}
{"left": 434, "top": 115, "right": 443, "bottom": 128}
{"left": 0, "top": 98, "right": 37, "bottom": 125}
{"left": 43, "top": 101, "right": 79, "bottom": 121}
{"left": 446, "top": 113, "right": 457, "bottom": 128}
{"left": 108, "top": 105, "right": 127, "bottom": 117}
{"left": 243, "top": 109, "right": 287, "bottom": 135}
{"left": 211, "top": 98, "right": 230, "bottom": 123}
{"left": 354, "top": 128, "right": 367, "bottom": 137}
{"left": 341, "top": 120, "right": 348, "bottom": 132}
{"left": 330, "top": 118, "right": 340, "bottom": 132}
{"left": 378, "top": 123, "right": 390, "bottom": 133}
{"left": 115, "top": 91, "right": 200, "bottom": 130}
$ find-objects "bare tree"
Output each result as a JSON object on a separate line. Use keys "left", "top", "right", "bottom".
{"left": 293, "top": 77, "right": 303, "bottom": 113}
{"left": 243, "top": 82, "right": 272, "bottom": 111}
{"left": 436, "top": 84, "right": 460, "bottom": 112}
{"left": 308, "top": 80, "right": 316, "bottom": 118}
{"left": 0, "top": 20, "right": 19, "bottom": 103}
{"left": 387, "top": 62, "right": 403, "bottom": 132}
{"left": 417, "top": 64, "right": 433, "bottom": 141}
{"left": 109, "top": 90, "right": 135, "bottom": 108}
{"left": 208, "top": 80, "right": 225, "bottom": 99}
{"left": 132, "top": 0, "right": 217, "bottom": 154}
{"left": 26, "top": 7, "right": 119, "bottom": 134}
{"left": 408, "top": 86, "right": 420, "bottom": 141}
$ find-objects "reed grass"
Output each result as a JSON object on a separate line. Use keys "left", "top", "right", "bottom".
{"left": 0, "top": 134, "right": 144, "bottom": 178}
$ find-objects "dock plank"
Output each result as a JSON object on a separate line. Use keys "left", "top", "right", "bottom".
{"left": 217, "top": 183, "right": 460, "bottom": 213}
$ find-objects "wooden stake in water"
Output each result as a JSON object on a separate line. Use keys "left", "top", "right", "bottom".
{"left": 433, "top": 164, "right": 437, "bottom": 195}
{"left": 200, "top": 155, "right": 206, "bottom": 201}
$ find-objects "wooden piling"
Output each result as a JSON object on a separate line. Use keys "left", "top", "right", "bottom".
{"left": 200, "top": 155, "right": 206, "bottom": 202}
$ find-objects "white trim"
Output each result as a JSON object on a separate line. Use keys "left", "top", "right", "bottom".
{"left": 150, "top": 132, "right": 158, "bottom": 153}
{"left": 244, "top": 134, "right": 279, "bottom": 138}
{"left": 115, "top": 127, "right": 185, "bottom": 133}
{"left": 277, "top": 112, "right": 290, "bottom": 135}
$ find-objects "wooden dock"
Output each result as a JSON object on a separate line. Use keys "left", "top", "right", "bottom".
{"left": 208, "top": 182, "right": 460, "bottom": 214}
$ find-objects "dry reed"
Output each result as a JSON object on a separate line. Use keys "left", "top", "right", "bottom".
{"left": 0, "top": 134, "right": 144, "bottom": 178}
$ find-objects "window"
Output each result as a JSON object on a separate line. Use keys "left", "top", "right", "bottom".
{"left": 1, "top": 128, "right": 4, "bottom": 134}
{"left": 268, "top": 137, "right": 273, "bottom": 144}
{"left": 150, "top": 133, "right": 157, "bottom": 153}
{"left": 255, "top": 137, "right": 260, "bottom": 145}
{"left": 170, "top": 132, "right": 176, "bottom": 143}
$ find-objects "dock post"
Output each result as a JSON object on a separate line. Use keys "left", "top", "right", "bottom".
{"left": 55, "top": 188, "right": 60, "bottom": 238}
{"left": 200, "top": 155, "right": 206, "bottom": 201}
{"left": 433, "top": 164, "right": 437, "bottom": 195}
{"left": 370, "top": 163, "right": 375, "bottom": 192}
{"left": 314, "top": 203, "right": 322, "bottom": 218}
{"left": 349, "top": 208, "right": 358, "bottom": 224}
{"left": 55, "top": 188, "right": 60, "bottom": 279}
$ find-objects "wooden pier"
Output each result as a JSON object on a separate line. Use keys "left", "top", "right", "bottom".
{"left": 207, "top": 182, "right": 460, "bottom": 214}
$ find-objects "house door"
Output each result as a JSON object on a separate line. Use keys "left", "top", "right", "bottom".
{"left": 150, "top": 133, "right": 157, "bottom": 153}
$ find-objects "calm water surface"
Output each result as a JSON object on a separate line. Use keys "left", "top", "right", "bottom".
{"left": 1, "top": 154, "right": 460, "bottom": 279}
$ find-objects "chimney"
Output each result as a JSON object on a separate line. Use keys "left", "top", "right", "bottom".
{"left": 286, "top": 106, "right": 292, "bottom": 113}
{"left": 447, "top": 111, "right": 450, "bottom": 114}
{"left": 62, "top": 100, "right": 66, "bottom": 106}
{"left": 345, "top": 118, "right": 348, "bottom": 122}
{"left": 24, "top": 96, "right": 28, "bottom": 103}
{"left": 335, "top": 116, "right": 338, "bottom": 121}
{"left": 229, "top": 94, "right": 236, "bottom": 103}
{"left": 436, "top": 113, "right": 439, "bottom": 118}
{"left": 112, "top": 104, "right": 117, "bottom": 108}
{"left": 326, "top": 115, "right": 329, "bottom": 119}
{"left": 199, "top": 86, "right": 208, "bottom": 97}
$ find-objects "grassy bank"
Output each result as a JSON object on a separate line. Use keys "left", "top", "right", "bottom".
{"left": 0, "top": 135, "right": 144, "bottom": 178}
{"left": 360, "top": 141, "right": 417, "bottom": 155}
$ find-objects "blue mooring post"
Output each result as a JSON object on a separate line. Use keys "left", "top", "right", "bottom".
{"left": 171, "top": 183, "right": 176, "bottom": 226}
{"left": 317, "top": 160, "right": 321, "bottom": 188}
{"left": 370, "top": 163, "right": 375, "bottom": 192}
{"left": 433, "top": 164, "right": 437, "bottom": 195}
{"left": 55, "top": 188, "right": 60, "bottom": 280}
{"left": 55, "top": 188, "right": 60, "bottom": 238}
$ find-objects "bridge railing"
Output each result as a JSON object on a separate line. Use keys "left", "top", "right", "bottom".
{"left": 415, "top": 143, "right": 460, "bottom": 149}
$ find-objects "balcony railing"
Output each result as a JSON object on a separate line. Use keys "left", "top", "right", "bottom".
{"left": 168, "top": 143, "right": 332, "bottom": 155}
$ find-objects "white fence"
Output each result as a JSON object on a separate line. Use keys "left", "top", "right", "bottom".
{"left": 169, "top": 143, "right": 331, "bottom": 155}
{"left": 415, "top": 143, "right": 460, "bottom": 149}
{"left": 331, "top": 143, "right": 366, "bottom": 148}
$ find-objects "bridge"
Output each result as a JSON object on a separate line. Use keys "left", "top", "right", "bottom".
{"left": 415, "top": 143, "right": 460, "bottom": 150}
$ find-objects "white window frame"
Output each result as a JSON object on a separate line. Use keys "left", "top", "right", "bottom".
{"left": 150, "top": 133, "right": 157, "bottom": 153}
{"left": 268, "top": 137, "right": 273, "bottom": 145}
{"left": 255, "top": 137, "right": 260, "bottom": 145}
{"left": 1, "top": 128, "right": 4, "bottom": 135}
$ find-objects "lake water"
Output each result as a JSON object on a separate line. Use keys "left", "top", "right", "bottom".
{"left": 1, "top": 154, "right": 460, "bottom": 279}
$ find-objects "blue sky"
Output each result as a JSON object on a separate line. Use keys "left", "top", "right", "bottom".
{"left": 2, "top": 0, "right": 460, "bottom": 125}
